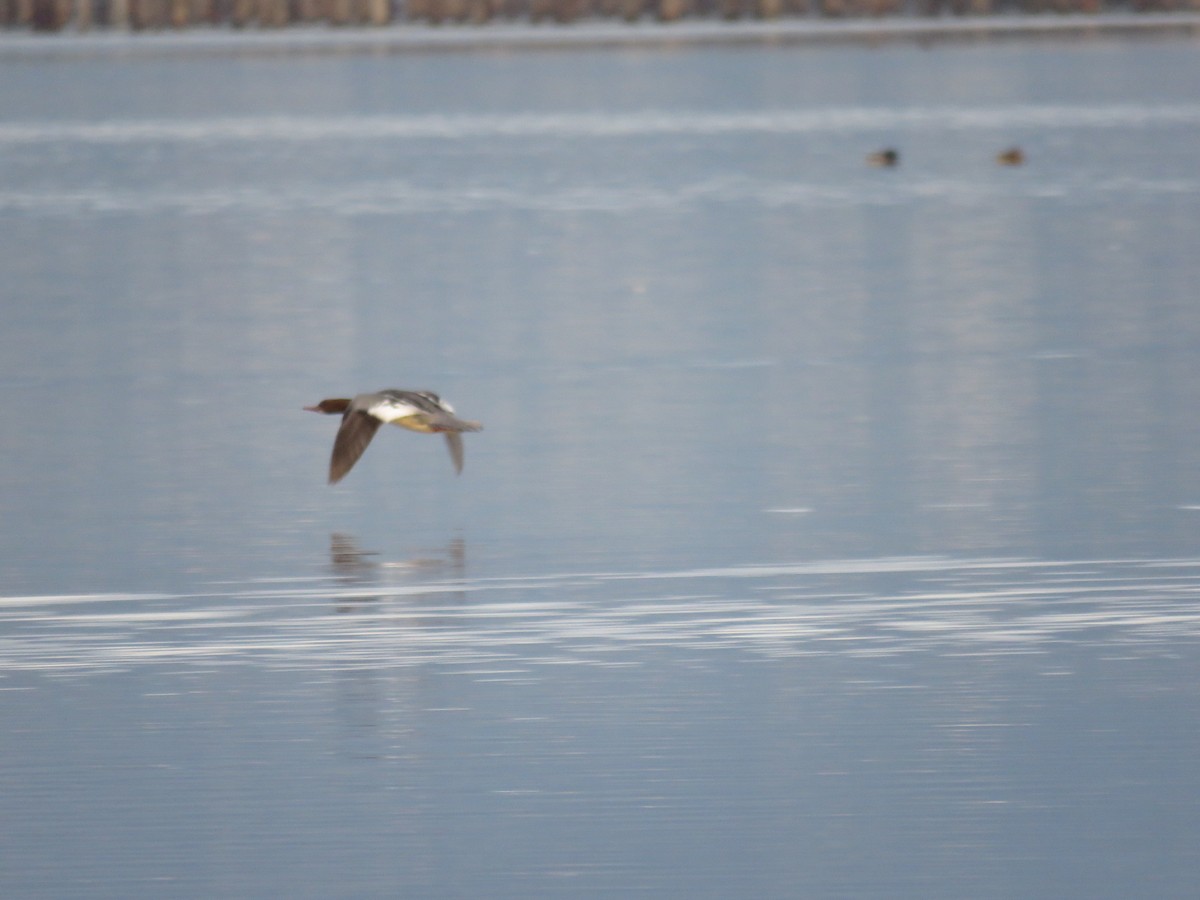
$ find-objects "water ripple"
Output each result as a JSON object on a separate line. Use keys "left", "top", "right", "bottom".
{"left": 3, "top": 557, "right": 1200, "bottom": 677}
{"left": 1, "top": 173, "right": 1196, "bottom": 216}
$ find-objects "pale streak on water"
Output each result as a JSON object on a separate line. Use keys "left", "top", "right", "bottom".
{"left": 3, "top": 103, "right": 1200, "bottom": 143}
{"left": 6, "top": 556, "right": 1200, "bottom": 675}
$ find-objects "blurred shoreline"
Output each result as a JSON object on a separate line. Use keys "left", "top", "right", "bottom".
{"left": 1, "top": 12, "right": 1198, "bottom": 57}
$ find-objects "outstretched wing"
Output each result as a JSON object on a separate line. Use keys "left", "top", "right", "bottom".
{"left": 426, "top": 409, "right": 483, "bottom": 434}
{"left": 329, "top": 411, "right": 382, "bottom": 484}
{"left": 443, "top": 432, "right": 465, "bottom": 475}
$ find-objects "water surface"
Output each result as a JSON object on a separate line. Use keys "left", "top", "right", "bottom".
{"left": 2, "top": 32, "right": 1200, "bottom": 898}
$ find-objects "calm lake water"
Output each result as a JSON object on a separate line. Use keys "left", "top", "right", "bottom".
{"left": 3, "top": 26, "right": 1200, "bottom": 898}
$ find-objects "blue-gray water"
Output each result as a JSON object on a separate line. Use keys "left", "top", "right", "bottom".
{"left": 3, "top": 29, "right": 1200, "bottom": 898}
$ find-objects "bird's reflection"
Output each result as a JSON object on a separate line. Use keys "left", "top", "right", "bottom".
{"left": 330, "top": 532, "right": 380, "bottom": 581}
{"left": 327, "top": 532, "right": 467, "bottom": 613}
{"left": 323, "top": 532, "right": 469, "bottom": 762}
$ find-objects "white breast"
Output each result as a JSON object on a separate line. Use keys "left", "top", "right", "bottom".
{"left": 367, "top": 398, "right": 421, "bottom": 423}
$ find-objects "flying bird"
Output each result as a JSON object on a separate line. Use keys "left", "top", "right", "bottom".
{"left": 305, "top": 389, "right": 482, "bottom": 484}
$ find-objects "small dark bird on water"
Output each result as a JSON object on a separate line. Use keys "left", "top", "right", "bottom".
{"left": 305, "top": 389, "right": 483, "bottom": 484}
{"left": 867, "top": 148, "right": 899, "bottom": 168}
{"left": 996, "top": 146, "right": 1025, "bottom": 166}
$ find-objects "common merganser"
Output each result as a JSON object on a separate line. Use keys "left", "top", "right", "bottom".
{"left": 305, "top": 389, "right": 482, "bottom": 484}
{"left": 866, "top": 148, "right": 899, "bottom": 168}
{"left": 996, "top": 147, "right": 1025, "bottom": 166}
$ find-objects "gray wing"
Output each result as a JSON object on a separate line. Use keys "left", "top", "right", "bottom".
{"left": 436, "top": 412, "right": 481, "bottom": 475}
{"left": 426, "top": 409, "right": 484, "bottom": 434}
{"left": 329, "top": 411, "right": 382, "bottom": 484}
{"left": 443, "top": 432, "right": 465, "bottom": 475}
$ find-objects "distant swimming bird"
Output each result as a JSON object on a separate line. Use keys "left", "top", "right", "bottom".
{"left": 867, "top": 148, "right": 899, "bottom": 168}
{"left": 996, "top": 146, "right": 1025, "bottom": 166}
{"left": 305, "top": 389, "right": 483, "bottom": 484}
